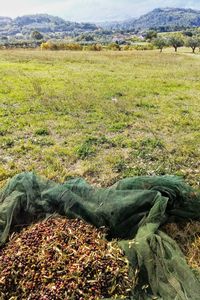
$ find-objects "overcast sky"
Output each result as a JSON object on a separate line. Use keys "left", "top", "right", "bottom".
{"left": 1, "top": 0, "right": 200, "bottom": 22}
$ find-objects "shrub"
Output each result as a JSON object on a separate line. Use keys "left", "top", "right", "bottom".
{"left": 133, "top": 43, "right": 154, "bottom": 50}
{"left": 107, "top": 43, "right": 121, "bottom": 51}
{"left": 87, "top": 44, "right": 102, "bottom": 51}
{"left": 40, "top": 41, "right": 57, "bottom": 50}
{"left": 41, "top": 42, "right": 83, "bottom": 51}
{"left": 64, "top": 43, "right": 83, "bottom": 51}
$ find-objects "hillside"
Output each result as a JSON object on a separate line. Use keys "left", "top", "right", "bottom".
{"left": 100, "top": 8, "right": 200, "bottom": 31}
{"left": 0, "top": 17, "right": 12, "bottom": 25}
{"left": 97, "top": 19, "right": 136, "bottom": 31}
{"left": 134, "top": 7, "right": 200, "bottom": 29}
{"left": 1, "top": 8, "right": 200, "bottom": 38}
{"left": 0, "top": 14, "right": 98, "bottom": 37}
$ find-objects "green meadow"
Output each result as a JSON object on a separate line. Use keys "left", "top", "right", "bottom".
{"left": 0, "top": 49, "right": 200, "bottom": 188}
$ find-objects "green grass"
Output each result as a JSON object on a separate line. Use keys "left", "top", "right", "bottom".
{"left": 0, "top": 49, "right": 200, "bottom": 187}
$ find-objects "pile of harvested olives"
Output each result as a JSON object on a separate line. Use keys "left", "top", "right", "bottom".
{"left": 0, "top": 216, "right": 134, "bottom": 299}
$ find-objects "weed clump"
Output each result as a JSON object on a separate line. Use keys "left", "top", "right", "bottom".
{"left": 76, "top": 137, "right": 98, "bottom": 159}
{"left": 35, "top": 128, "right": 49, "bottom": 136}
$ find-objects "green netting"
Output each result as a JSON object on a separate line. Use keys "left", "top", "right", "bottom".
{"left": 0, "top": 172, "right": 200, "bottom": 299}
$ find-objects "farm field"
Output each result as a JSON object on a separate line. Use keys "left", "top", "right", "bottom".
{"left": 0, "top": 49, "right": 200, "bottom": 189}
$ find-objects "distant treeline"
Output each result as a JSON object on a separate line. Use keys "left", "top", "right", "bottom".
{"left": 1, "top": 33, "right": 200, "bottom": 54}
{"left": 40, "top": 41, "right": 156, "bottom": 51}
{"left": 0, "top": 41, "right": 41, "bottom": 49}
{"left": 40, "top": 41, "right": 122, "bottom": 51}
{"left": 39, "top": 38, "right": 200, "bottom": 53}
{"left": 0, "top": 41, "right": 123, "bottom": 51}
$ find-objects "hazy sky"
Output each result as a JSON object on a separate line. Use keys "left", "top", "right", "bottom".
{"left": 1, "top": 0, "right": 200, "bottom": 22}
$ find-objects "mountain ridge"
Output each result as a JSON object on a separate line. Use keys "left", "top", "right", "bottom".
{"left": 1, "top": 7, "right": 200, "bottom": 37}
{"left": 0, "top": 14, "right": 98, "bottom": 37}
{"left": 133, "top": 7, "right": 200, "bottom": 29}
{"left": 99, "top": 7, "right": 200, "bottom": 30}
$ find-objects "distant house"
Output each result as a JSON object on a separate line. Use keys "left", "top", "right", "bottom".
{"left": 15, "top": 33, "right": 24, "bottom": 39}
{"left": 112, "top": 35, "right": 126, "bottom": 44}
{"left": 138, "top": 35, "right": 145, "bottom": 40}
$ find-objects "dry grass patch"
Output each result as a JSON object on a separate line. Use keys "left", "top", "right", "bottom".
{"left": 163, "top": 221, "right": 200, "bottom": 270}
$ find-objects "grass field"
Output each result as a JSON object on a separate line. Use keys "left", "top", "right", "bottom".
{"left": 0, "top": 49, "right": 200, "bottom": 189}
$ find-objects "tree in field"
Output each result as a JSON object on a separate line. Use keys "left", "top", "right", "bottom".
{"left": 185, "top": 37, "right": 200, "bottom": 53}
{"left": 168, "top": 36, "right": 184, "bottom": 52}
{"left": 31, "top": 31, "right": 44, "bottom": 40}
{"left": 152, "top": 37, "right": 167, "bottom": 52}
{"left": 145, "top": 30, "right": 157, "bottom": 41}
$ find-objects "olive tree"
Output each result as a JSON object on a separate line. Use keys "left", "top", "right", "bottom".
{"left": 152, "top": 37, "right": 167, "bottom": 52}
{"left": 185, "top": 37, "right": 200, "bottom": 53}
{"left": 168, "top": 36, "right": 184, "bottom": 52}
{"left": 145, "top": 30, "right": 157, "bottom": 41}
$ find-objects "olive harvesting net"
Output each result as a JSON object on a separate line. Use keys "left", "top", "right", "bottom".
{"left": 0, "top": 172, "right": 200, "bottom": 299}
